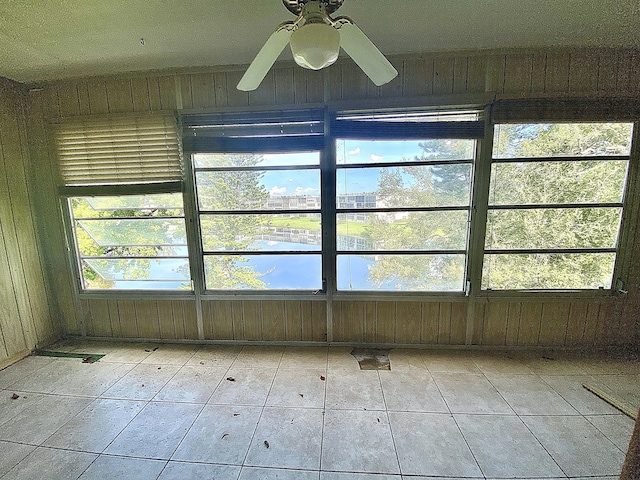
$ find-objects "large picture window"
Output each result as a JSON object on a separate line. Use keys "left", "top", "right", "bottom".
{"left": 194, "top": 152, "right": 323, "bottom": 290}
{"left": 483, "top": 122, "right": 633, "bottom": 290}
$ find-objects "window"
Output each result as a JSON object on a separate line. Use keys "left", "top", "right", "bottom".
{"left": 69, "top": 193, "right": 190, "bottom": 290}
{"left": 483, "top": 122, "right": 633, "bottom": 290}
{"left": 333, "top": 110, "right": 483, "bottom": 292}
{"left": 193, "top": 152, "right": 323, "bottom": 290}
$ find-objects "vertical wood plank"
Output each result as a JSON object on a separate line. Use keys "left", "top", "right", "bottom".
{"left": 300, "top": 300, "right": 313, "bottom": 341}
{"left": 158, "top": 300, "right": 177, "bottom": 340}
{"left": 503, "top": 54, "right": 533, "bottom": 94}
{"left": 225, "top": 71, "right": 250, "bottom": 107}
{"left": 433, "top": 57, "right": 455, "bottom": 94}
{"left": 147, "top": 77, "right": 162, "bottom": 111}
{"left": 483, "top": 302, "right": 508, "bottom": 345}
{"left": 305, "top": 69, "right": 324, "bottom": 103}
{"left": 375, "top": 301, "right": 395, "bottom": 343}
{"left": 86, "top": 79, "right": 109, "bottom": 114}
{"left": 395, "top": 301, "right": 421, "bottom": 345}
{"left": 243, "top": 301, "right": 262, "bottom": 341}
{"left": 105, "top": 78, "right": 133, "bottom": 113}
{"left": 332, "top": 301, "right": 344, "bottom": 341}
{"left": 191, "top": 72, "right": 215, "bottom": 109}
{"left": 472, "top": 302, "right": 486, "bottom": 345}
{"left": 364, "top": 301, "right": 376, "bottom": 343}
{"left": 450, "top": 302, "right": 467, "bottom": 345}
{"left": 341, "top": 63, "right": 369, "bottom": 100}
{"left": 403, "top": 58, "right": 433, "bottom": 97}
{"left": 485, "top": 54, "right": 505, "bottom": 93}
{"left": 275, "top": 67, "right": 295, "bottom": 105}
{"left": 75, "top": 80, "right": 91, "bottom": 115}
{"left": 421, "top": 302, "right": 440, "bottom": 344}
{"left": 249, "top": 71, "right": 276, "bottom": 106}
{"left": 597, "top": 52, "right": 618, "bottom": 93}
{"left": 310, "top": 301, "right": 326, "bottom": 342}
{"left": 158, "top": 76, "right": 178, "bottom": 110}
{"left": 135, "top": 300, "right": 160, "bottom": 339}
{"left": 437, "top": 302, "right": 452, "bottom": 345}
{"left": 88, "top": 299, "right": 112, "bottom": 337}
{"left": 56, "top": 83, "right": 80, "bottom": 117}
{"left": 466, "top": 55, "right": 487, "bottom": 93}
{"left": 82, "top": 300, "right": 94, "bottom": 337}
{"left": 231, "top": 300, "right": 244, "bottom": 340}
{"left": 530, "top": 53, "right": 547, "bottom": 94}
{"left": 380, "top": 58, "right": 403, "bottom": 98}
{"left": 285, "top": 300, "right": 302, "bottom": 341}
{"left": 505, "top": 302, "right": 522, "bottom": 345}
{"left": 343, "top": 301, "right": 365, "bottom": 343}
{"left": 568, "top": 51, "right": 599, "bottom": 93}
{"left": 213, "top": 72, "right": 228, "bottom": 107}
{"left": 518, "top": 303, "right": 542, "bottom": 345}
{"left": 565, "top": 302, "right": 588, "bottom": 346}
{"left": 262, "top": 300, "right": 286, "bottom": 341}
{"left": 182, "top": 300, "right": 199, "bottom": 340}
{"left": 538, "top": 302, "right": 570, "bottom": 346}
{"left": 107, "top": 300, "right": 122, "bottom": 337}
{"left": 544, "top": 52, "right": 570, "bottom": 93}
{"left": 453, "top": 57, "right": 468, "bottom": 94}
{"left": 117, "top": 300, "right": 138, "bottom": 338}
{"left": 130, "top": 77, "right": 151, "bottom": 112}
{"left": 211, "top": 300, "right": 234, "bottom": 340}
{"left": 582, "top": 302, "right": 600, "bottom": 344}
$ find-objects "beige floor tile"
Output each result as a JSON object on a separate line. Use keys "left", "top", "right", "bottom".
{"left": 320, "top": 474, "right": 400, "bottom": 480}
{"left": 266, "top": 368, "right": 326, "bottom": 408}
{"left": 100, "top": 345, "right": 154, "bottom": 363}
{"left": 43, "top": 398, "right": 146, "bottom": 453}
{"left": 208, "top": 368, "right": 276, "bottom": 406}
{"left": 78, "top": 455, "right": 166, "bottom": 479}
{"left": 388, "top": 349, "right": 427, "bottom": 371}
{"left": 455, "top": 413, "right": 564, "bottom": 478}
{"left": 0, "top": 441, "right": 36, "bottom": 478}
{"left": 526, "top": 354, "right": 589, "bottom": 375}
{"left": 7, "top": 358, "right": 75, "bottom": 393}
{"left": 241, "top": 466, "right": 319, "bottom": 480}
{"left": 432, "top": 373, "right": 514, "bottom": 414}
{"left": 140, "top": 344, "right": 199, "bottom": 365}
{"left": 0, "top": 390, "right": 45, "bottom": 428}
{"left": 587, "top": 414, "right": 635, "bottom": 452}
{"left": 153, "top": 365, "right": 227, "bottom": 403}
{"left": 3, "top": 446, "right": 96, "bottom": 480}
{"left": 101, "top": 363, "right": 180, "bottom": 400}
{"left": 422, "top": 351, "right": 481, "bottom": 373}
{"left": 322, "top": 409, "right": 399, "bottom": 474}
{"left": 69, "top": 341, "right": 119, "bottom": 355}
{"left": 158, "top": 462, "right": 241, "bottom": 480}
{"left": 325, "top": 370, "right": 385, "bottom": 410}
{"left": 378, "top": 370, "right": 448, "bottom": 413}
{"left": 489, "top": 373, "right": 577, "bottom": 415}
{"left": 172, "top": 404, "right": 262, "bottom": 464}
{"left": 245, "top": 407, "right": 323, "bottom": 470}
{"left": 389, "top": 412, "right": 482, "bottom": 478}
{"left": 0, "top": 394, "right": 93, "bottom": 444}
{"left": 576, "top": 357, "right": 640, "bottom": 375}
{"left": 523, "top": 415, "right": 626, "bottom": 477}
{"left": 589, "top": 374, "right": 640, "bottom": 410}
{"left": 0, "top": 356, "right": 55, "bottom": 390}
{"left": 232, "top": 346, "right": 284, "bottom": 368}
{"left": 541, "top": 375, "right": 621, "bottom": 415}
{"left": 280, "top": 346, "right": 328, "bottom": 370}
{"left": 105, "top": 401, "right": 202, "bottom": 459}
{"left": 327, "top": 347, "right": 360, "bottom": 371}
{"left": 186, "top": 344, "right": 242, "bottom": 367}
{"left": 472, "top": 355, "right": 535, "bottom": 376}
{"left": 49, "top": 361, "right": 135, "bottom": 397}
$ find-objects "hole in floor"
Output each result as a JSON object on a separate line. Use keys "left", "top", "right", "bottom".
{"left": 350, "top": 348, "right": 391, "bottom": 370}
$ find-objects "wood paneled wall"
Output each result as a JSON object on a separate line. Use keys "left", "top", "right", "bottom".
{"left": 23, "top": 47, "right": 640, "bottom": 347}
{"left": 0, "top": 78, "right": 57, "bottom": 366}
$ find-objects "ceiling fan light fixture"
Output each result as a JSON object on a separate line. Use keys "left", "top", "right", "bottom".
{"left": 290, "top": 22, "right": 340, "bottom": 70}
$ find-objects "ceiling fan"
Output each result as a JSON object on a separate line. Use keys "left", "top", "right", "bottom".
{"left": 237, "top": 0, "right": 398, "bottom": 91}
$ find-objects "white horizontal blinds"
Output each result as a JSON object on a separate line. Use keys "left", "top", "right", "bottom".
{"left": 54, "top": 114, "right": 183, "bottom": 186}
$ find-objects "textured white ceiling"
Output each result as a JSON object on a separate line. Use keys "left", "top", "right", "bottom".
{"left": 1, "top": 0, "right": 639, "bottom": 83}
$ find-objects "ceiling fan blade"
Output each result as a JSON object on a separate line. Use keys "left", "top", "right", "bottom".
{"left": 335, "top": 18, "right": 397, "bottom": 87}
{"left": 237, "top": 23, "right": 295, "bottom": 91}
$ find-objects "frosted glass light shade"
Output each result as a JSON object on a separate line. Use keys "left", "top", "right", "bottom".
{"left": 290, "top": 23, "right": 340, "bottom": 70}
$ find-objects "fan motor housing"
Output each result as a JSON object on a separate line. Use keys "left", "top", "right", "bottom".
{"left": 283, "top": 0, "right": 344, "bottom": 16}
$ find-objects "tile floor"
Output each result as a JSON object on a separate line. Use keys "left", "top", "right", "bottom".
{"left": 0, "top": 341, "right": 638, "bottom": 480}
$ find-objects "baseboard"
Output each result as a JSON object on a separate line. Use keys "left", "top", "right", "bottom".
{"left": 0, "top": 348, "right": 31, "bottom": 371}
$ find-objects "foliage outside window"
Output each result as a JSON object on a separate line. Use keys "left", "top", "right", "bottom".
{"left": 194, "top": 152, "right": 322, "bottom": 290}
{"left": 69, "top": 193, "right": 191, "bottom": 290}
{"left": 483, "top": 122, "right": 633, "bottom": 290}
{"left": 335, "top": 138, "right": 475, "bottom": 291}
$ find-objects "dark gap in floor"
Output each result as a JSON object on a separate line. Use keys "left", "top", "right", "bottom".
{"left": 33, "top": 350, "right": 105, "bottom": 363}
{"left": 350, "top": 348, "right": 391, "bottom": 370}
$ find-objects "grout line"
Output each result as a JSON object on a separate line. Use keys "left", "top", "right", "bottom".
{"left": 377, "top": 369, "right": 402, "bottom": 476}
